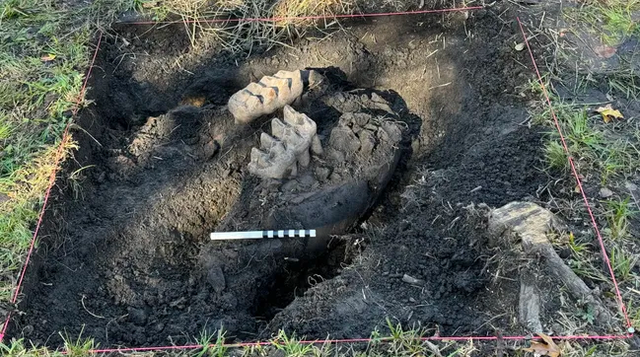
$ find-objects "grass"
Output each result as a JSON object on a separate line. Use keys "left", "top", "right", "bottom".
{"left": 569, "top": 0, "right": 640, "bottom": 46}
{"left": 0, "top": 0, "right": 119, "bottom": 303}
{"left": 540, "top": 105, "right": 640, "bottom": 184}
{"left": 195, "top": 329, "right": 228, "bottom": 357}
{"left": 529, "top": 0, "right": 640, "bottom": 355}
{"left": 3, "top": 325, "right": 638, "bottom": 356}
{"left": 1, "top": 331, "right": 95, "bottom": 357}
{"left": 0, "top": 325, "right": 485, "bottom": 357}
{"left": 603, "top": 198, "right": 636, "bottom": 240}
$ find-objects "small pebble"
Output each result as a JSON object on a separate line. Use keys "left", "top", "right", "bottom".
{"left": 599, "top": 187, "right": 614, "bottom": 198}
{"left": 402, "top": 274, "right": 423, "bottom": 285}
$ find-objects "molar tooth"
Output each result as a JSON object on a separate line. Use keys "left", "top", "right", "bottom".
{"left": 248, "top": 106, "right": 321, "bottom": 179}
{"left": 260, "top": 132, "right": 278, "bottom": 150}
{"left": 228, "top": 70, "right": 307, "bottom": 124}
{"left": 250, "top": 148, "right": 271, "bottom": 168}
{"left": 271, "top": 118, "right": 287, "bottom": 140}
{"left": 283, "top": 105, "right": 317, "bottom": 139}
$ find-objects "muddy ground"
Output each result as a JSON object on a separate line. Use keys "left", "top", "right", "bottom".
{"left": 7, "top": 3, "right": 623, "bottom": 348}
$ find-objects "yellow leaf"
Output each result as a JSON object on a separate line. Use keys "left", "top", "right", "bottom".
{"left": 595, "top": 104, "right": 624, "bottom": 123}
{"left": 40, "top": 54, "right": 56, "bottom": 62}
{"left": 521, "top": 333, "right": 561, "bottom": 357}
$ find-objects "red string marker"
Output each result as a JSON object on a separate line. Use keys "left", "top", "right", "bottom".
{"left": 0, "top": 32, "right": 103, "bottom": 345}
{"left": 517, "top": 17, "right": 633, "bottom": 332}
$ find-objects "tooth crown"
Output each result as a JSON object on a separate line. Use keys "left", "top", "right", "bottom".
{"left": 228, "top": 70, "right": 307, "bottom": 124}
{"left": 248, "top": 106, "right": 321, "bottom": 179}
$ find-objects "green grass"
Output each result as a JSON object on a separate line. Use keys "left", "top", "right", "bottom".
{"left": 544, "top": 140, "right": 569, "bottom": 172}
{"left": 59, "top": 328, "right": 95, "bottom": 357}
{"left": 0, "top": 326, "right": 482, "bottom": 357}
{"left": 610, "top": 246, "right": 638, "bottom": 281}
{"left": 603, "top": 198, "right": 636, "bottom": 240}
{"left": 0, "top": 0, "right": 103, "bottom": 302}
{"left": 569, "top": 0, "right": 640, "bottom": 46}
{"left": 195, "top": 329, "right": 228, "bottom": 357}
{"left": 531, "top": 3, "right": 640, "bottom": 354}
{"left": 538, "top": 103, "right": 640, "bottom": 184}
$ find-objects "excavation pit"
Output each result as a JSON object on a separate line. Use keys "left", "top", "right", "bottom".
{"left": 7, "top": 7, "right": 612, "bottom": 349}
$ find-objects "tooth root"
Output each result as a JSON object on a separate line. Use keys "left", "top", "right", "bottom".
{"left": 311, "top": 135, "right": 323, "bottom": 155}
{"left": 289, "top": 161, "right": 298, "bottom": 177}
{"left": 298, "top": 150, "right": 310, "bottom": 167}
{"left": 271, "top": 118, "right": 287, "bottom": 140}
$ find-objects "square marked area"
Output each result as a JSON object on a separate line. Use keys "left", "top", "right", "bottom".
{"left": 5, "top": 6, "right": 627, "bottom": 349}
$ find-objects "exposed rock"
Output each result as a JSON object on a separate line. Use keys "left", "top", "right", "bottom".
{"left": 599, "top": 187, "right": 614, "bottom": 198}
{"left": 402, "top": 274, "right": 423, "bottom": 285}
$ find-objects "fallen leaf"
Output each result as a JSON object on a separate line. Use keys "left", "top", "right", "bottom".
{"left": 521, "top": 333, "right": 561, "bottom": 357}
{"left": 593, "top": 44, "right": 617, "bottom": 59}
{"left": 515, "top": 42, "right": 525, "bottom": 51}
{"left": 180, "top": 96, "right": 206, "bottom": 107}
{"left": 595, "top": 104, "right": 624, "bottom": 123}
{"left": 40, "top": 54, "right": 56, "bottom": 62}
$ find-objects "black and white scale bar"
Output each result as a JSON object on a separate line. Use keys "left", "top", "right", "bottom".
{"left": 210, "top": 229, "right": 316, "bottom": 240}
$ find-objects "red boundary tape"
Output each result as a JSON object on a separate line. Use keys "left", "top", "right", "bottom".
{"left": 516, "top": 16, "right": 632, "bottom": 331}
{"left": 0, "top": 8, "right": 634, "bottom": 352}
{"left": 0, "top": 32, "right": 103, "bottom": 345}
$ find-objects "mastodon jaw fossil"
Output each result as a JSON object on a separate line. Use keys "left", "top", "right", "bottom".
{"left": 248, "top": 107, "right": 322, "bottom": 180}
{"left": 228, "top": 70, "right": 312, "bottom": 124}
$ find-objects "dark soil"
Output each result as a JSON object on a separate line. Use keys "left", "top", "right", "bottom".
{"left": 8, "top": 5, "right": 564, "bottom": 348}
